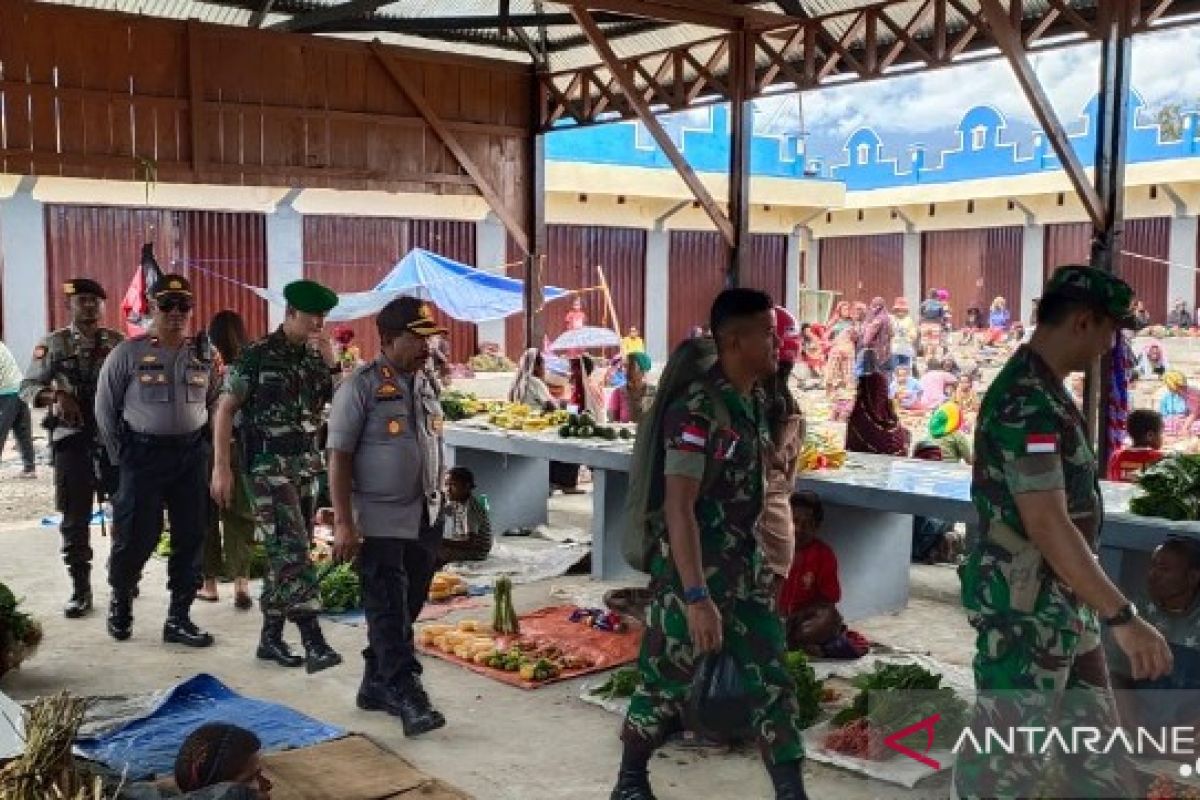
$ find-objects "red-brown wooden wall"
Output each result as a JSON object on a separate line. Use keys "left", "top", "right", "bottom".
{"left": 44, "top": 204, "right": 268, "bottom": 339}
{"left": 922, "top": 226, "right": 1022, "bottom": 323}
{"left": 1043, "top": 218, "right": 1171, "bottom": 322}
{"left": 541, "top": 225, "right": 648, "bottom": 342}
{"left": 818, "top": 234, "right": 904, "bottom": 307}
{"left": 302, "top": 216, "right": 477, "bottom": 363}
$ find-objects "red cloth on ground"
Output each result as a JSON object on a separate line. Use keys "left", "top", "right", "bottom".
{"left": 778, "top": 538, "right": 841, "bottom": 615}
{"left": 1106, "top": 447, "right": 1164, "bottom": 482}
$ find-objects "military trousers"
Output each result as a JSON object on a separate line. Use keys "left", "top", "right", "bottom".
{"left": 622, "top": 587, "right": 806, "bottom": 765}
{"left": 955, "top": 556, "right": 1136, "bottom": 799}
{"left": 360, "top": 521, "right": 440, "bottom": 686}
{"left": 109, "top": 433, "right": 209, "bottom": 601}
{"left": 251, "top": 473, "right": 320, "bottom": 620}
{"left": 51, "top": 433, "right": 99, "bottom": 570}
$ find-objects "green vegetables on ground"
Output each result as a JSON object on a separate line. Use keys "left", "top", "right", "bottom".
{"left": 784, "top": 651, "right": 825, "bottom": 729}
{"left": 493, "top": 575, "right": 519, "bottom": 634}
{"left": 828, "top": 663, "right": 966, "bottom": 754}
{"left": 0, "top": 581, "right": 43, "bottom": 678}
{"left": 590, "top": 667, "right": 642, "bottom": 700}
{"left": 1131, "top": 454, "right": 1200, "bottom": 520}
{"left": 558, "top": 412, "right": 633, "bottom": 441}
{"left": 318, "top": 562, "right": 362, "bottom": 613}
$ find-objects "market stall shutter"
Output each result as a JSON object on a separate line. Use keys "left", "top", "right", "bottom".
{"left": 44, "top": 205, "right": 267, "bottom": 338}
{"left": 923, "top": 227, "right": 1021, "bottom": 325}
{"left": 668, "top": 230, "right": 726, "bottom": 348}
{"left": 544, "top": 225, "right": 647, "bottom": 344}
{"left": 743, "top": 234, "right": 788, "bottom": 304}
{"left": 1044, "top": 219, "right": 1170, "bottom": 322}
{"left": 818, "top": 234, "right": 904, "bottom": 308}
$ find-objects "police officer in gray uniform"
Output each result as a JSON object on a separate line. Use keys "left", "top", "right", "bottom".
{"left": 328, "top": 297, "right": 447, "bottom": 737}
{"left": 95, "top": 275, "right": 218, "bottom": 647}
{"left": 21, "top": 278, "right": 123, "bottom": 618}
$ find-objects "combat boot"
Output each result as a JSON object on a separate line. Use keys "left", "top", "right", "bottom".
{"left": 163, "top": 594, "right": 214, "bottom": 648}
{"left": 107, "top": 592, "right": 133, "bottom": 641}
{"left": 358, "top": 672, "right": 445, "bottom": 737}
{"left": 256, "top": 616, "right": 303, "bottom": 667}
{"left": 610, "top": 771, "right": 657, "bottom": 800}
{"left": 294, "top": 615, "right": 342, "bottom": 673}
{"left": 63, "top": 565, "right": 92, "bottom": 618}
{"left": 767, "top": 759, "right": 809, "bottom": 800}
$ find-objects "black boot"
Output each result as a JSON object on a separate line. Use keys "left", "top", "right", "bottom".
{"left": 611, "top": 741, "right": 656, "bottom": 800}
{"left": 256, "top": 616, "right": 303, "bottom": 667}
{"left": 106, "top": 591, "right": 133, "bottom": 641}
{"left": 294, "top": 615, "right": 342, "bottom": 674}
{"left": 163, "top": 595, "right": 214, "bottom": 648}
{"left": 358, "top": 672, "right": 446, "bottom": 737}
{"left": 63, "top": 565, "right": 92, "bottom": 618}
{"left": 767, "top": 758, "right": 809, "bottom": 800}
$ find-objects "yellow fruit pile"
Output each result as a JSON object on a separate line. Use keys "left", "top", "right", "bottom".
{"left": 429, "top": 571, "right": 468, "bottom": 602}
{"left": 418, "top": 619, "right": 497, "bottom": 663}
{"left": 486, "top": 402, "right": 567, "bottom": 432}
{"left": 797, "top": 433, "right": 848, "bottom": 471}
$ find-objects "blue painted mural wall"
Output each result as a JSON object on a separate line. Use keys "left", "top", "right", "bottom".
{"left": 545, "top": 90, "right": 1200, "bottom": 192}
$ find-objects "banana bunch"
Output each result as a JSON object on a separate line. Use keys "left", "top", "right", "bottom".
{"left": 797, "top": 431, "right": 848, "bottom": 471}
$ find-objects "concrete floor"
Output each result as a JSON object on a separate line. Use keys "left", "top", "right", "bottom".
{"left": 0, "top": 517, "right": 975, "bottom": 800}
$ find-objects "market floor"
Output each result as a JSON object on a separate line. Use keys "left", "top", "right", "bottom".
{"left": 0, "top": 521, "right": 974, "bottom": 800}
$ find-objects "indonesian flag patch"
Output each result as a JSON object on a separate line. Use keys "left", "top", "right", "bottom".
{"left": 677, "top": 424, "right": 707, "bottom": 453}
{"left": 1026, "top": 433, "right": 1058, "bottom": 455}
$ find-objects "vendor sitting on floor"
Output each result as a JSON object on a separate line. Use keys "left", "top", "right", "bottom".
{"left": 437, "top": 466, "right": 492, "bottom": 567}
{"left": 777, "top": 492, "right": 865, "bottom": 659}
{"left": 116, "top": 722, "right": 272, "bottom": 799}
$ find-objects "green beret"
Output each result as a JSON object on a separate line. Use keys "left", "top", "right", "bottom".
{"left": 284, "top": 280, "right": 338, "bottom": 314}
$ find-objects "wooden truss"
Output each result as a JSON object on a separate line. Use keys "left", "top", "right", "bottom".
{"left": 539, "top": 0, "right": 1200, "bottom": 129}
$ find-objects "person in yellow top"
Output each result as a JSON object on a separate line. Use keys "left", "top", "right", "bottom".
{"left": 620, "top": 326, "right": 645, "bottom": 357}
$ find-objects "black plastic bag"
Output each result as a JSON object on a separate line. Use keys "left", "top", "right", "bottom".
{"left": 685, "top": 650, "right": 752, "bottom": 742}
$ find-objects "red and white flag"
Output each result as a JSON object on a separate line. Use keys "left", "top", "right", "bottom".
{"left": 1026, "top": 434, "right": 1058, "bottom": 455}
{"left": 119, "top": 243, "right": 163, "bottom": 337}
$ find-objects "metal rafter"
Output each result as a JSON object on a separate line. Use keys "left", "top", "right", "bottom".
{"left": 270, "top": 0, "right": 390, "bottom": 31}
{"left": 539, "top": 0, "right": 1200, "bottom": 129}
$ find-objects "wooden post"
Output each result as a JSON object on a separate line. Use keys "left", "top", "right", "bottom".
{"left": 596, "top": 264, "right": 622, "bottom": 337}
{"left": 727, "top": 27, "right": 754, "bottom": 288}
{"left": 186, "top": 21, "right": 205, "bottom": 176}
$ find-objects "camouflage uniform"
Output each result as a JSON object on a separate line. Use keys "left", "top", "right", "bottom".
{"left": 20, "top": 325, "right": 123, "bottom": 574}
{"left": 224, "top": 328, "right": 333, "bottom": 620}
{"left": 622, "top": 367, "right": 805, "bottom": 765}
{"left": 955, "top": 344, "right": 1133, "bottom": 799}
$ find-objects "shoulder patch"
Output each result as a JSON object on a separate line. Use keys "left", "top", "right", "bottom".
{"left": 1025, "top": 433, "right": 1058, "bottom": 455}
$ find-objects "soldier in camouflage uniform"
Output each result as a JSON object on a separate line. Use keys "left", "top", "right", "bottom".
{"left": 21, "top": 278, "right": 123, "bottom": 618}
{"left": 956, "top": 265, "right": 1173, "bottom": 800}
{"left": 614, "top": 289, "right": 809, "bottom": 800}
{"left": 211, "top": 280, "right": 342, "bottom": 674}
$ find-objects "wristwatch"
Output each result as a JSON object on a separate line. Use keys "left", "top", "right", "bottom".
{"left": 683, "top": 586, "right": 710, "bottom": 605}
{"left": 1102, "top": 602, "right": 1139, "bottom": 627}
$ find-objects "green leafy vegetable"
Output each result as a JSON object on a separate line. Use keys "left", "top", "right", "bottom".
{"left": 1132, "top": 454, "right": 1200, "bottom": 521}
{"left": 319, "top": 563, "right": 362, "bottom": 613}
{"left": 830, "top": 662, "right": 966, "bottom": 751}
{"left": 590, "top": 668, "right": 642, "bottom": 700}
{"left": 784, "top": 650, "right": 825, "bottom": 728}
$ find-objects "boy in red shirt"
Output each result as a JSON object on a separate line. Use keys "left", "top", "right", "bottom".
{"left": 778, "top": 491, "right": 846, "bottom": 655}
{"left": 1107, "top": 409, "right": 1165, "bottom": 483}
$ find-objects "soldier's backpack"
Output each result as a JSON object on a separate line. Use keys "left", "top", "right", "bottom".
{"left": 623, "top": 336, "right": 732, "bottom": 572}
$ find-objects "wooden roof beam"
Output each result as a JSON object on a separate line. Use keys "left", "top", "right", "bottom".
{"left": 271, "top": 0, "right": 391, "bottom": 32}
{"left": 977, "top": 0, "right": 1105, "bottom": 230}
{"left": 551, "top": 0, "right": 792, "bottom": 30}
{"left": 571, "top": 6, "right": 736, "bottom": 246}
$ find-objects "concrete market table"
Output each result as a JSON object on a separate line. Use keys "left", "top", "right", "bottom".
{"left": 444, "top": 424, "right": 1198, "bottom": 621}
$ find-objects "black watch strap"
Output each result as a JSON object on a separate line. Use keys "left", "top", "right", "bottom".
{"left": 1103, "top": 602, "right": 1138, "bottom": 627}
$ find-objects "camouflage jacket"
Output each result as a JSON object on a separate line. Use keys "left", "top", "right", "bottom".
{"left": 971, "top": 344, "right": 1102, "bottom": 550}
{"left": 224, "top": 327, "right": 333, "bottom": 478}
{"left": 19, "top": 324, "right": 124, "bottom": 440}
{"left": 654, "top": 366, "right": 770, "bottom": 603}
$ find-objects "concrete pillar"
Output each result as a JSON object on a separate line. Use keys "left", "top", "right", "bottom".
{"left": 902, "top": 231, "right": 921, "bottom": 309}
{"left": 1168, "top": 215, "right": 1198, "bottom": 312}
{"left": 265, "top": 190, "right": 303, "bottom": 329}
{"left": 784, "top": 225, "right": 802, "bottom": 318}
{"left": 476, "top": 213, "right": 508, "bottom": 354}
{"left": 0, "top": 177, "right": 48, "bottom": 367}
{"left": 645, "top": 226, "right": 670, "bottom": 366}
{"left": 1020, "top": 223, "right": 1045, "bottom": 325}
{"left": 801, "top": 227, "right": 820, "bottom": 289}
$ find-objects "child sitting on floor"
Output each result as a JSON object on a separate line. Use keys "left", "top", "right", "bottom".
{"left": 1108, "top": 409, "right": 1165, "bottom": 482}
{"left": 777, "top": 491, "right": 866, "bottom": 659}
{"left": 437, "top": 467, "right": 493, "bottom": 568}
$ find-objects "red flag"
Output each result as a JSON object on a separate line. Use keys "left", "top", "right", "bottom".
{"left": 120, "top": 263, "right": 148, "bottom": 337}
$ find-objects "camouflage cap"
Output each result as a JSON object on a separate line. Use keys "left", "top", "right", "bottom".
{"left": 1043, "top": 264, "right": 1137, "bottom": 328}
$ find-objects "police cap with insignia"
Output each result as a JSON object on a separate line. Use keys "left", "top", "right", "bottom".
{"left": 1042, "top": 265, "right": 1138, "bottom": 329}
{"left": 283, "top": 280, "right": 339, "bottom": 315}
{"left": 63, "top": 278, "right": 107, "bottom": 300}
{"left": 377, "top": 297, "right": 449, "bottom": 338}
{"left": 151, "top": 274, "right": 194, "bottom": 300}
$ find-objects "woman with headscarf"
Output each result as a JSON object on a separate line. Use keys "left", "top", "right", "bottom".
{"left": 928, "top": 401, "right": 972, "bottom": 464}
{"left": 1159, "top": 371, "right": 1200, "bottom": 438}
{"left": 858, "top": 297, "right": 893, "bottom": 376}
{"left": 759, "top": 307, "right": 808, "bottom": 588}
{"left": 197, "top": 311, "right": 255, "bottom": 609}
{"left": 823, "top": 323, "right": 857, "bottom": 395}
{"left": 570, "top": 354, "right": 606, "bottom": 422}
{"left": 844, "top": 371, "right": 911, "bottom": 456}
{"left": 1137, "top": 339, "right": 1169, "bottom": 380}
{"left": 917, "top": 358, "right": 959, "bottom": 411}
{"left": 826, "top": 300, "right": 854, "bottom": 341}
{"left": 508, "top": 348, "right": 556, "bottom": 411}
{"left": 608, "top": 351, "right": 655, "bottom": 424}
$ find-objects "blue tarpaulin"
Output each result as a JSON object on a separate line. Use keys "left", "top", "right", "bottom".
{"left": 254, "top": 248, "right": 567, "bottom": 323}
{"left": 74, "top": 674, "right": 343, "bottom": 779}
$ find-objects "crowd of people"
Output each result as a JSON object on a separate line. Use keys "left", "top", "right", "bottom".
{"left": 3, "top": 265, "right": 1200, "bottom": 800}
